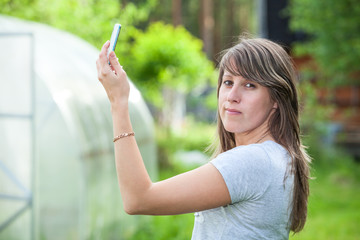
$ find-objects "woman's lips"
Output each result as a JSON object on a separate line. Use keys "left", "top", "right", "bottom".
{"left": 225, "top": 108, "right": 242, "bottom": 115}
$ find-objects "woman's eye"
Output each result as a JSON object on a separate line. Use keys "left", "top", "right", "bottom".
{"left": 245, "top": 83, "right": 256, "bottom": 88}
{"left": 223, "top": 80, "right": 233, "bottom": 86}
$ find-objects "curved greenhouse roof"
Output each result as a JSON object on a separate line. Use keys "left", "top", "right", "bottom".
{"left": 0, "top": 15, "right": 157, "bottom": 239}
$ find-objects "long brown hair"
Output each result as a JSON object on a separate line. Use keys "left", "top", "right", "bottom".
{"left": 211, "top": 37, "right": 311, "bottom": 233}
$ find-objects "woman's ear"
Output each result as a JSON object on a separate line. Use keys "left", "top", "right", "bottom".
{"left": 273, "top": 102, "right": 278, "bottom": 109}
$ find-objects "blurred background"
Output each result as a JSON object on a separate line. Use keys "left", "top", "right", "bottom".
{"left": 0, "top": 0, "right": 359, "bottom": 239}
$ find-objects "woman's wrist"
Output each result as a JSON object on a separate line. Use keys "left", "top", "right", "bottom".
{"left": 110, "top": 100, "right": 132, "bottom": 131}
{"left": 110, "top": 99, "right": 129, "bottom": 113}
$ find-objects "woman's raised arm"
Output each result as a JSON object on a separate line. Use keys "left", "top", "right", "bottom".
{"left": 96, "top": 41, "right": 231, "bottom": 215}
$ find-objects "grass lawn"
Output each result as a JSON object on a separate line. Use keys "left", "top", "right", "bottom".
{"left": 290, "top": 157, "right": 360, "bottom": 240}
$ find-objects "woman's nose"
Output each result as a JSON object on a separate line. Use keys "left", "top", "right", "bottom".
{"left": 227, "top": 87, "right": 241, "bottom": 103}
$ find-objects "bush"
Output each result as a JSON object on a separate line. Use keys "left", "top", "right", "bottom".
{"left": 288, "top": 0, "right": 360, "bottom": 86}
{"left": 156, "top": 117, "right": 216, "bottom": 169}
{"left": 123, "top": 21, "right": 214, "bottom": 107}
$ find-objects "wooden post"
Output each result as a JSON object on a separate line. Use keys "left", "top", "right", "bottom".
{"left": 200, "top": 0, "right": 214, "bottom": 59}
{"left": 172, "top": 0, "right": 182, "bottom": 26}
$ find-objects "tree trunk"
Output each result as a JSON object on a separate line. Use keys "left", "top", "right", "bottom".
{"left": 199, "top": 0, "right": 214, "bottom": 60}
{"left": 161, "top": 87, "right": 186, "bottom": 133}
{"left": 172, "top": 0, "right": 182, "bottom": 26}
{"left": 225, "top": 0, "right": 235, "bottom": 39}
{"left": 213, "top": 0, "right": 222, "bottom": 56}
{"left": 239, "top": 1, "right": 250, "bottom": 33}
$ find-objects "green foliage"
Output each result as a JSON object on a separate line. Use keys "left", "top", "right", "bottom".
{"left": 290, "top": 152, "right": 360, "bottom": 240}
{"left": 0, "top": 0, "right": 158, "bottom": 51}
{"left": 156, "top": 117, "right": 215, "bottom": 169}
{"left": 295, "top": 67, "right": 360, "bottom": 239}
{"left": 123, "top": 22, "right": 214, "bottom": 106}
{"left": 298, "top": 73, "right": 335, "bottom": 137}
{"left": 127, "top": 214, "right": 194, "bottom": 240}
{"left": 288, "top": 0, "right": 360, "bottom": 86}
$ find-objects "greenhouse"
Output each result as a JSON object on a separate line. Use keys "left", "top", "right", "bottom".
{"left": 0, "top": 15, "right": 158, "bottom": 240}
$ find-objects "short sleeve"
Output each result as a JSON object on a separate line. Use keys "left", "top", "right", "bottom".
{"left": 211, "top": 145, "right": 273, "bottom": 204}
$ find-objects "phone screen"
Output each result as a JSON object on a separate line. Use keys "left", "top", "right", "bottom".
{"left": 107, "top": 23, "right": 121, "bottom": 62}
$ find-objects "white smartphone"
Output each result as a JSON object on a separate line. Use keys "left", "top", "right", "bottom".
{"left": 107, "top": 23, "right": 121, "bottom": 63}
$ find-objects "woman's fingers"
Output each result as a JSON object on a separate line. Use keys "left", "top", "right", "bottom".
{"left": 96, "top": 41, "right": 112, "bottom": 81}
{"left": 108, "top": 51, "right": 124, "bottom": 76}
{"left": 100, "top": 40, "right": 110, "bottom": 62}
{"left": 97, "top": 41, "right": 110, "bottom": 68}
{"left": 96, "top": 41, "right": 127, "bottom": 85}
{"left": 96, "top": 41, "right": 129, "bottom": 104}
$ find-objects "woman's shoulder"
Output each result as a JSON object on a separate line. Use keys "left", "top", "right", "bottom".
{"left": 256, "top": 140, "right": 288, "bottom": 155}
{"left": 224, "top": 140, "right": 286, "bottom": 157}
{"left": 214, "top": 140, "right": 289, "bottom": 168}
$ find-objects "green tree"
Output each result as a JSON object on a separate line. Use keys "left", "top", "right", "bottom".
{"left": 123, "top": 22, "right": 214, "bottom": 129}
{"left": 288, "top": 0, "right": 360, "bottom": 86}
{"left": 0, "top": 0, "right": 157, "bottom": 50}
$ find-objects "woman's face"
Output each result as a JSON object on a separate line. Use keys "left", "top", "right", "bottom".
{"left": 218, "top": 70, "right": 277, "bottom": 144}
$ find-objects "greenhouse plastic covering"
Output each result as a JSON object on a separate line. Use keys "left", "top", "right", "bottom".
{"left": 0, "top": 15, "right": 158, "bottom": 240}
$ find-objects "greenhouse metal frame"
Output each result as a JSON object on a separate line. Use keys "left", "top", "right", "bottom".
{"left": 0, "top": 32, "right": 35, "bottom": 239}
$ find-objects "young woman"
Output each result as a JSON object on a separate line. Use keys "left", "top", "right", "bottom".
{"left": 96, "top": 37, "right": 311, "bottom": 239}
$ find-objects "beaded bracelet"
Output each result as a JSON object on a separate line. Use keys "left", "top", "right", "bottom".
{"left": 113, "top": 132, "right": 135, "bottom": 142}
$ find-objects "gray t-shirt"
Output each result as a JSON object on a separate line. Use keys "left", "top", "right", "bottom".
{"left": 191, "top": 141, "right": 293, "bottom": 240}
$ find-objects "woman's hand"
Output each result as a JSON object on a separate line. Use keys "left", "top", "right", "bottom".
{"left": 96, "top": 41, "right": 129, "bottom": 105}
